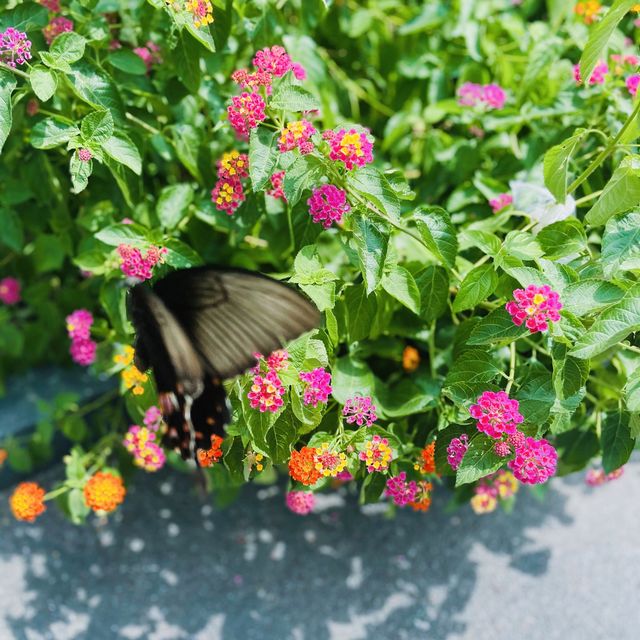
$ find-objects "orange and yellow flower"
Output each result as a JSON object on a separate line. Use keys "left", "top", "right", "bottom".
{"left": 402, "top": 346, "right": 420, "bottom": 372}
{"left": 415, "top": 442, "right": 436, "bottom": 474}
{"left": 10, "top": 482, "right": 46, "bottom": 522}
{"left": 197, "top": 434, "right": 224, "bottom": 467}
{"left": 409, "top": 481, "right": 433, "bottom": 512}
{"left": 83, "top": 472, "right": 126, "bottom": 513}
{"left": 288, "top": 446, "right": 322, "bottom": 486}
{"left": 574, "top": 1, "right": 602, "bottom": 25}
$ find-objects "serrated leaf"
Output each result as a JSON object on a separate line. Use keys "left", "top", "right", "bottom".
{"left": 570, "top": 283, "right": 640, "bottom": 359}
{"left": 346, "top": 166, "right": 401, "bottom": 221}
{"left": 562, "top": 279, "right": 626, "bottom": 317}
{"left": 543, "top": 128, "right": 588, "bottom": 203}
{"left": 270, "top": 75, "right": 319, "bottom": 111}
{"left": 538, "top": 219, "right": 588, "bottom": 259}
{"left": 443, "top": 349, "right": 500, "bottom": 404}
{"left": 66, "top": 61, "right": 124, "bottom": 122}
{"left": 44, "top": 31, "right": 86, "bottom": 69}
{"left": 29, "top": 65, "right": 57, "bottom": 102}
{"left": 249, "top": 127, "right": 279, "bottom": 191}
{"left": 413, "top": 205, "right": 458, "bottom": 269}
{"left": 266, "top": 408, "right": 298, "bottom": 464}
{"left": 381, "top": 265, "right": 420, "bottom": 314}
{"left": 352, "top": 217, "right": 388, "bottom": 294}
{"left": 156, "top": 183, "right": 193, "bottom": 229}
{"left": 69, "top": 153, "right": 92, "bottom": 193}
{"left": 601, "top": 411, "right": 634, "bottom": 473}
{"left": 601, "top": 210, "right": 640, "bottom": 278}
{"left": 102, "top": 132, "right": 142, "bottom": 175}
{"left": 452, "top": 264, "right": 498, "bottom": 312}
{"left": 0, "top": 69, "right": 17, "bottom": 154}
{"left": 551, "top": 342, "right": 589, "bottom": 399}
{"left": 415, "top": 265, "right": 449, "bottom": 322}
{"left": 81, "top": 110, "right": 113, "bottom": 144}
{"left": 31, "top": 118, "right": 80, "bottom": 149}
{"left": 359, "top": 472, "right": 387, "bottom": 504}
{"left": 516, "top": 369, "right": 556, "bottom": 426}
{"left": 455, "top": 434, "right": 503, "bottom": 486}
{"left": 283, "top": 154, "right": 325, "bottom": 205}
{"left": 468, "top": 308, "right": 528, "bottom": 345}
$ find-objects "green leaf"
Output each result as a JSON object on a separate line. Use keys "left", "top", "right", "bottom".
{"left": 282, "top": 155, "right": 325, "bottom": 205}
{"left": 562, "top": 279, "right": 626, "bottom": 317}
{"left": 501, "top": 230, "right": 543, "bottom": 261}
{"left": 381, "top": 264, "right": 420, "bottom": 314}
{"left": 249, "top": 127, "right": 279, "bottom": 191}
{"left": 67, "top": 488, "right": 90, "bottom": 525}
{"left": 601, "top": 411, "right": 634, "bottom": 474}
{"left": 0, "top": 4, "right": 48, "bottom": 32}
{"left": 585, "top": 155, "right": 640, "bottom": 226}
{"left": 102, "top": 132, "right": 142, "bottom": 175}
{"left": 0, "top": 69, "right": 17, "bottom": 154}
{"left": 538, "top": 219, "right": 588, "bottom": 259}
{"left": 468, "top": 308, "right": 528, "bottom": 345}
{"left": 170, "top": 124, "right": 202, "bottom": 181}
{"left": 570, "top": 283, "right": 640, "bottom": 359}
{"left": 266, "top": 408, "right": 298, "bottom": 464}
{"left": 41, "top": 32, "right": 86, "bottom": 70}
{"left": 33, "top": 234, "right": 65, "bottom": 272}
{"left": 5, "top": 440, "right": 32, "bottom": 473}
{"left": 601, "top": 210, "right": 640, "bottom": 278}
{"left": 162, "top": 238, "right": 204, "bottom": 269}
{"left": 156, "top": 183, "right": 194, "bottom": 229}
{"left": 452, "top": 264, "right": 498, "bottom": 313}
{"left": 107, "top": 50, "right": 147, "bottom": 76}
{"left": 624, "top": 367, "right": 640, "bottom": 412}
{"left": 352, "top": 217, "right": 388, "bottom": 294}
{"left": 184, "top": 18, "right": 216, "bottom": 52}
{"left": 95, "top": 223, "right": 150, "bottom": 247}
{"left": 551, "top": 342, "right": 589, "bottom": 399}
{"left": 100, "top": 280, "right": 128, "bottom": 336}
{"left": 29, "top": 65, "right": 57, "bottom": 102}
{"left": 344, "top": 283, "right": 377, "bottom": 342}
{"left": 69, "top": 153, "right": 92, "bottom": 193}
{"left": 270, "top": 75, "right": 319, "bottom": 111}
{"left": 415, "top": 265, "right": 449, "bottom": 322}
{"left": 175, "top": 32, "right": 201, "bottom": 91}
{"left": 31, "top": 118, "right": 80, "bottom": 149}
{"left": 332, "top": 356, "right": 376, "bottom": 404}
{"left": 413, "top": 205, "right": 458, "bottom": 269}
{"left": 579, "top": 0, "right": 637, "bottom": 84}
{"left": 66, "top": 61, "right": 124, "bottom": 121}
{"left": 0, "top": 208, "right": 24, "bottom": 251}
{"left": 359, "top": 472, "right": 387, "bottom": 505}
{"left": 81, "top": 110, "right": 114, "bottom": 144}
{"left": 443, "top": 349, "right": 500, "bottom": 404}
{"left": 455, "top": 434, "right": 503, "bottom": 486}
{"left": 346, "top": 166, "right": 401, "bottom": 221}
{"left": 516, "top": 369, "right": 556, "bottom": 426}
{"left": 543, "top": 128, "right": 588, "bottom": 203}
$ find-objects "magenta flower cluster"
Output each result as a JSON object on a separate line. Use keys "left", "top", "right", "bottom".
{"left": 0, "top": 277, "right": 21, "bottom": 305}
{"left": 325, "top": 128, "right": 374, "bottom": 171}
{"left": 66, "top": 309, "right": 96, "bottom": 366}
{"left": 211, "top": 151, "right": 250, "bottom": 215}
{"left": 133, "top": 41, "right": 161, "bottom": 72}
{"left": 489, "top": 193, "right": 512, "bottom": 213}
{"left": 506, "top": 284, "right": 562, "bottom": 333}
{"left": 0, "top": 28, "right": 32, "bottom": 68}
{"left": 117, "top": 244, "right": 167, "bottom": 282}
{"left": 586, "top": 466, "right": 624, "bottom": 487}
{"left": 573, "top": 61, "right": 608, "bottom": 85}
{"left": 278, "top": 119, "right": 317, "bottom": 154}
{"left": 626, "top": 74, "right": 640, "bottom": 97}
{"left": 248, "top": 370, "right": 285, "bottom": 413}
{"left": 470, "top": 391, "right": 524, "bottom": 439}
{"left": 384, "top": 472, "right": 418, "bottom": 507}
{"left": 43, "top": 16, "right": 73, "bottom": 45}
{"left": 307, "top": 184, "right": 350, "bottom": 229}
{"left": 267, "top": 170, "right": 286, "bottom": 201}
{"left": 508, "top": 437, "right": 557, "bottom": 485}
{"left": 299, "top": 368, "right": 332, "bottom": 407}
{"left": 342, "top": 395, "right": 377, "bottom": 427}
{"left": 446, "top": 434, "right": 469, "bottom": 470}
{"left": 227, "top": 92, "right": 267, "bottom": 139}
{"left": 457, "top": 82, "right": 507, "bottom": 109}
{"left": 77, "top": 148, "right": 92, "bottom": 162}
{"left": 285, "top": 491, "right": 315, "bottom": 515}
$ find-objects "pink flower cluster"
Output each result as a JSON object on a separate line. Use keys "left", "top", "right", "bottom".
{"left": 38, "top": 0, "right": 61, "bottom": 11}
{"left": 227, "top": 92, "right": 267, "bottom": 139}
{"left": 143, "top": 405, "right": 163, "bottom": 431}
{"left": 248, "top": 370, "right": 285, "bottom": 413}
{"left": 250, "top": 349, "right": 289, "bottom": 374}
{"left": 267, "top": 171, "right": 286, "bottom": 201}
{"left": 77, "top": 148, "right": 92, "bottom": 162}
{"left": 508, "top": 436, "right": 557, "bottom": 484}
{"left": 123, "top": 424, "right": 166, "bottom": 472}
{"left": 489, "top": 193, "right": 513, "bottom": 213}
{"left": 278, "top": 119, "right": 317, "bottom": 154}
{"left": 342, "top": 395, "right": 377, "bottom": 427}
{"left": 471, "top": 470, "right": 519, "bottom": 514}
{"left": 325, "top": 128, "right": 374, "bottom": 171}
{"left": 211, "top": 151, "right": 250, "bottom": 215}
{"left": 43, "top": 16, "right": 73, "bottom": 45}
{"left": 66, "top": 309, "right": 96, "bottom": 366}
{"left": 573, "top": 61, "right": 608, "bottom": 85}
{"left": 506, "top": 284, "right": 562, "bottom": 333}
{"left": 385, "top": 472, "right": 418, "bottom": 507}
{"left": 585, "top": 466, "right": 624, "bottom": 487}
{"left": 253, "top": 45, "right": 305, "bottom": 79}
{"left": 307, "top": 184, "right": 350, "bottom": 229}
{"left": 286, "top": 490, "right": 315, "bottom": 515}
{"left": 299, "top": 368, "right": 332, "bottom": 407}
{"left": 470, "top": 391, "right": 524, "bottom": 439}
{"left": 133, "top": 41, "right": 161, "bottom": 72}
{"left": 626, "top": 74, "right": 640, "bottom": 96}
{"left": 446, "top": 434, "right": 469, "bottom": 470}
{"left": 457, "top": 82, "right": 507, "bottom": 109}
{"left": 0, "top": 277, "right": 21, "bottom": 305}
{"left": 0, "top": 28, "right": 32, "bottom": 67}
{"left": 117, "top": 244, "right": 167, "bottom": 282}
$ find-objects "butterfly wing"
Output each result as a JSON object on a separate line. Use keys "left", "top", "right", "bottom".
{"left": 151, "top": 267, "right": 320, "bottom": 379}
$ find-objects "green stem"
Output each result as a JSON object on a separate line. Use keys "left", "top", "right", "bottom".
{"left": 505, "top": 341, "right": 517, "bottom": 394}
{"left": 125, "top": 111, "right": 161, "bottom": 136}
{"left": 568, "top": 98, "right": 640, "bottom": 196}
{"left": 0, "top": 62, "right": 29, "bottom": 79}
{"left": 618, "top": 342, "right": 640, "bottom": 355}
{"left": 428, "top": 321, "right": 436, "bottom": 379}
{"left": 574, "top": 190, "right": 603, "bottom": 206}
{"left": 44, "top": 486, "right": 70, "bottom": 501}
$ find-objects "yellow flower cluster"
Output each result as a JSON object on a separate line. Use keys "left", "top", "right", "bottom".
{"left": 114, "top": 346, "right": 148, "bottom": 395}
{"left": 185, "top": 0, "right": 214, "bottom": 28}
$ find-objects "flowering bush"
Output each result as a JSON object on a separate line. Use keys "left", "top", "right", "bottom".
{"left": 1, "top": 0, "right": 639, "bottom": 524}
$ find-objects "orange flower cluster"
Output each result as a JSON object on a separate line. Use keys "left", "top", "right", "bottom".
{"left": 0, "top": 448, "right": 7, "bottom": 466}
{"left": 197, "top": 435, "right": 224, "bottom": 467}
{"left": 288, "top": 446, "right": 321, "bottom": 486}
{"left": 415, "top": 442, "right": 436, "bottom": 474}
{"left": 409, "top": 481, "right": 433, "bottom": 512}
{"left": 10, "top": 482, "right": 46, "bottom": 522}
{"left": 402, "top": 345, "right": 420, "bottom": 372}
{"left": 574, "top": 1, "right": 602, "bottom": 24}
{"left": 83, "top": 472, "right": 126, "bottom": 513}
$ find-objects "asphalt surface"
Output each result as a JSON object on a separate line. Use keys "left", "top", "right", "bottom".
{"left": 0, "top": 462, "right": 638, "bottom": 640}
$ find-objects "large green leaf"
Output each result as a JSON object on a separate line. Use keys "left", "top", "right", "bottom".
{"left": 452, "top": 264, "right": 498, "bottom": 312}
{"left": 570, "top": 283, "right": 640, "bottom": 359}
{"left": 346, "top": 166, "right": 401, "bottom": 221}
{"left": 443, "top": 349, "right": 500, "bottom": 404}
{"left": 343, "top": 283, "right": 377, "bottom": 342}
{"left": 352, "top": 217, "right": 388, "bottom": 294}
{"left": 381, "top": 265, "right": 420, "bottom": 314}
{"left": 543, "top": 131, "right": 587, "bottom": 203}
{"left": 455, "top": 434, "right": 503, "bottom": 486}
{"left": 601, "top": 411, "right": 634, "bottom": 473}
{"left": 624, "top": 367, "right": 640, "bottom": 412}
{"left": 331, "top": 356, "right": 376, "bottom": 404}
{"left": 41, "top": 32, "right": 86, "bottom": 71}
{"left": 601, "top": 210, "right": 640, "bottom": 278}
{"left": 561, "top": 279, "right": 626, "bottom": 317}
{"left": 29, "top": 66, "right": 58, "bottom": 102}
{"left": 102, "top": 132, "right": 142, "bottom": 175}
{"left": 81, "top": 110, "right": 114, "bottom": 144}
{"left": 468, "top": 308, "right": 528, "bottom": 345}
{"left": 66, "top": 61, "right": 124, "bottom": 122}
{"left": 270, "top": 75, "right": 319, "bottom": 111}
{"left": 0, "top": 70, "right": 17, "bottom": 154}
{"left": 415, "top": 265, "right": 449, "bottom": 322}
{"left": 283, "top": 155, "right": 326, "bottom": 205}
{"left": 249, "top": 127, "right": 279, "bottom": 191}
{"left": 266, "top": 408, "right": 299, "bottom": 464}
{"left": 412, "top": 205, "right": 458, "bottom": 269}
{"left": 31, "top": 119, "right": 80, "bottom": 149}
{"left": 156, "top": 184, "right": 194, "bottom": 229}
{"left": 538, "top": 219, "right": 588, "bottom": 259}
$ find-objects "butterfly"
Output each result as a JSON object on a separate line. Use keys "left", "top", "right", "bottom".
{"left": 127, "top": 267, "right": 320, "bottom": 464}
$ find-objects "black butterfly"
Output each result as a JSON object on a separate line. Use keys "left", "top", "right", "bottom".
{"left": 127, "top": 267, "right": 319, "bottom": 463}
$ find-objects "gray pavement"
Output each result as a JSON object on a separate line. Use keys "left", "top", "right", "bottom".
{"left": 0, "top": 462, "right": 638, "bottom": 640}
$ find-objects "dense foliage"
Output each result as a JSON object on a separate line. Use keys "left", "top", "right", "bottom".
{"left": 1, "top": 0, "right": 640, "bottom": 524}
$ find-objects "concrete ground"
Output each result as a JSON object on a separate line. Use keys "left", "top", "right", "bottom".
{"left": 0, "top": 462, "right": 638, "bottom": 640}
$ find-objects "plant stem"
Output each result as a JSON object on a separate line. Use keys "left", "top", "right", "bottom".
{"left": 44, "top": 486, "right": 70, "bottom": 501}
{"left": 0, "top": 62, "right": 29, "bottom": 79}
{"left": 505, "top": 341, "right": 517, "bottom": 393}
{"left": 428, "top": 321, "right": 436, "bottom": 379}
{"left": 125, "top": 111, "right": 161, "bottom": 135}
{"left": 568, "top": 98, "right": 640, "bottom": 196}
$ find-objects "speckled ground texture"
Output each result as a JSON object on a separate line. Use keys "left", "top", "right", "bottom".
{"left": 0, "top": 462, "right": 638, "bottom": 640}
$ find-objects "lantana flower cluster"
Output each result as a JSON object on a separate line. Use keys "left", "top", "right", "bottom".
{"left": 43, "top": 16, "right": 73, "bottom": 45}
{"left": 0, "top": 28, "right": 32, "bottom": 67}
{"left": 506, "top": 284, "right": 562, "bottom": 333}
{"left": 299, "top": 367, "right": 332, "bottom": 407}
{"left": 470, "top": 470, "right": 519, "bottom": 515}
{"left": 83, "top": 472, "right": 126, "bottom": 513}
{"left": 342, "top": 395, "right": 377, "bottom": 427}
{"left": 185, "top": 0, "right": 214, "bottom": 28}
{"left": 489, "top": 193, "right": 513, "bottom": 213}
{"left": 0, "top": 277, "right": 21, "bottom": 305}
{"left": 574, "top": 1, "right": 603, "bottom": 25}
{"left": 123, "top": 407, "right": 166, "bottom": 472}
{"left": 117, "top": 244, "right": 167, "bottom": 282}
{"left": 585, "top": 466, "right": 625, "bottom": 486}
{"left": 307, "top": 184, "right": 351, "bottom": 229}
{"left": 211, "top": 150, "right": 250, "bottom": 215}
{"left": 359, "top": 435, "right": 393, "bottom": 473}
{"left": 66, "top": 309, "right": 97, "bottom": 366}
{"left": 114, "top": 345, "right": 148, "bottom": 395}
{"left": 133, "top": 41, "right": 161, "bottom": 72}
{"left": 457, "top": 82, "right": 507, "bottom": 109}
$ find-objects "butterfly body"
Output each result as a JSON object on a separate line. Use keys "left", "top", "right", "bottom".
{"left": 127, "top": 267, "right": 319, "bottom": 462}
